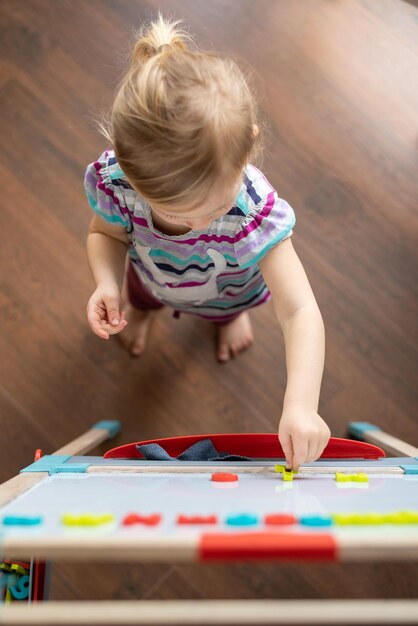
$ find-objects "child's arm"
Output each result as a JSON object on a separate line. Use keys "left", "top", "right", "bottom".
{"left": 258, "top": 237, "right": 330, "bottom": 471}
{"left": 86, "top": 215, "right": 129, "bottom": 339}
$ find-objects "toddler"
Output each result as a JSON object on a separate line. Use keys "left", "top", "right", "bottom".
{"left": 84, "top": 15, "right": 331, "bottom": 470}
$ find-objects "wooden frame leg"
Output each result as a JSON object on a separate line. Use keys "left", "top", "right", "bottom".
{"left": 52, "top": 420, "right": 121, "bottom": 456}
{"left": 348, "top": 422, "right": 418, "bottom": 457}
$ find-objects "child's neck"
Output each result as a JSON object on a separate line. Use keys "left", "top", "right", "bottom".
{"left": 150, "top": 209, "right": 191, "bottom": 236}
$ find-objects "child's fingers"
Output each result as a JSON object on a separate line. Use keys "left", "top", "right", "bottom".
{"left": 291, "top": 437, "right": 308, "bottom": 472}
{"left": 86, "top": 293, "right": 127, "bottom": 339}
{"left": 90, "top": 319, "right": 127, "bottom": 339}
{"left": 279, "top": 432, "right": 294, "bottom": 471}
{"left": 87, "top": 310, "right": 110, "bottom": 340}
{"left": 306, "top": 439, "right": 319, "bottom": 463}
{"left": 103, "top": 296, "right": 122, "bottom": 327}
{"left": 313, "top": 435, "right": 330, "bottom": 462}
{"left": 311, "top": 440, "right": 322, "bottom": 462}
{"left": 100, "top": 319, "right": 128, "bottom": 335}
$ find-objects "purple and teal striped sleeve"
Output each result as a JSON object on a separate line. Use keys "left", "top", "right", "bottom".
{"left": 84, "top": 150, "right": 131, "bottom": 229}
{"left": 233, "top": 166, "right": 296, "bottom": 269}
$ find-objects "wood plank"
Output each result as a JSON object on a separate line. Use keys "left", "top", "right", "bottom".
{"left": 2, "top": 599, "right": 418, "bottom": 625}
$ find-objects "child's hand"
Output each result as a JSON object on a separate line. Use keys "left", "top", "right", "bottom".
{"left": 86, "top": 283, "right": 128, "bottom": 340}
{"left": 278, "top": 405, "right": 331, "bottom": 472}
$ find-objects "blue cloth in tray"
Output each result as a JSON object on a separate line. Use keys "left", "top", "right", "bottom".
{"left": 137, "top": 438, "right": 251, "bottom": 462}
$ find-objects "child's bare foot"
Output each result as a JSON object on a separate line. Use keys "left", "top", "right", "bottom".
{"left": 216, "top": 312, "right": 254, "bottom": 362}
{"left": 117, "top": 303, "right": 157, "bottom": 357}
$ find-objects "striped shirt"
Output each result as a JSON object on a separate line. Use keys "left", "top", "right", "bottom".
{"left": 84, "top": 149, "right": 296, "bottom": 320}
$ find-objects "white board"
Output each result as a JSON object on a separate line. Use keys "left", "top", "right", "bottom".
{"left": 1, "top": 471, "right": 417, "bottom": 538}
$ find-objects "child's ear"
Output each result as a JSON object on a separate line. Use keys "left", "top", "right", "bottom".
{"left": 252, "top": 124, "right": 259, "bottom": 139}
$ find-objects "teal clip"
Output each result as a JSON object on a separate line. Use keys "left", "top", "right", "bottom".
{"left": 348, "top": 422, "right": 381, "bottom": 440}
{"left": 54, "top": 463, "right": 90, "bottom": 474}
{"left": 93, "top": 420, "right": 121, "bottom": 438}
{"left": 400, "top": 465, "right": 418, "bottom": 475}
{"left": 20, "top": 455, "right": 89, "bottom": 475}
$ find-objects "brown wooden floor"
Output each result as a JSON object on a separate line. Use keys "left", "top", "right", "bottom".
{"left": 0, "top": 0, "right": 417, "bottom": 606}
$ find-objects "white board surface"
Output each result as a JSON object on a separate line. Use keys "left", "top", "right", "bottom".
{"left": 1, "top": 471, "right": 417, "bottom": 537}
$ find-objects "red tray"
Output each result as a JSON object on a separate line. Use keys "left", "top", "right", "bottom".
{"left": 105, "top": 433, "right": 384, "bottom": 460}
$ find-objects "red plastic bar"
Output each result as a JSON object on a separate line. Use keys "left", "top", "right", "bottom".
{"left": 199, "top": 532, "right": 338, "bottom": 562}
{"left": 105, "top": 434, "right": 384, "bottom": 460}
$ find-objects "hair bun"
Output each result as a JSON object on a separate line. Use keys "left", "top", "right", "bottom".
{"left": 131, "top": 13, "right": 192, "bottom": 65}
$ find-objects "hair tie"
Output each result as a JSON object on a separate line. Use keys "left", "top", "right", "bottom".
{"left": 158, "top": 44, "right": 170, "bottom": 54}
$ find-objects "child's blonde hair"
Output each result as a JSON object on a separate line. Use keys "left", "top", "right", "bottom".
{"left": 98, "top": 14, "right": 262, "bottom": 207}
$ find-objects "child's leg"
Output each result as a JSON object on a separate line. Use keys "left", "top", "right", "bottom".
{"left": 118, "top": 263, "right": 164, "bottom": 357}
{"left": 213, "top": 312, "right": 254, "bottom": 363}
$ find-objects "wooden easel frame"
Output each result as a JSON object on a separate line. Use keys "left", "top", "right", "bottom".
{"left": 1, "top": 421, "right": 417, "bottom": 625}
